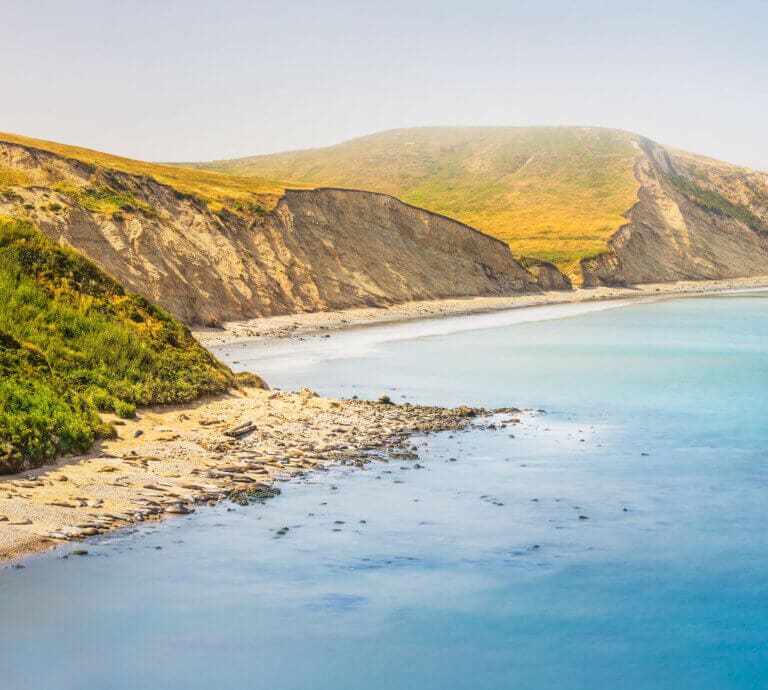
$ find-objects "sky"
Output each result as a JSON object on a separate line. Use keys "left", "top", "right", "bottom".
{"left": 2, "top": 0, "right": 767, "bottom": 169}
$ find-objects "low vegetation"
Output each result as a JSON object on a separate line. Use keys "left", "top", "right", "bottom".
{"left": 0, "top": 215, "right": 234, "bottom": 473}
{"left": 0, "top": 131, "right": 308, "bottom": 215}
{"left": 60, "top": 183, "right": 157, "bottom": 217}
{"left": 186, "top": 127, "right": 642, "bottom": 276}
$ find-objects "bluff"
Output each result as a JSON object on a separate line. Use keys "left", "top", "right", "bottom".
{"left": 0, "top": 135, "right": 538, "bottom": 326}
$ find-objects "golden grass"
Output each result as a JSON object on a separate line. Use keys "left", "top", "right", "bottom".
{"left": 0, "top": 132, "right": 308, "bottom": 212}
{"left": 189, "top": 126, "right": 641, "bottom": 277}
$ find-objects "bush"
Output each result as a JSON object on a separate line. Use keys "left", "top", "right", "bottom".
{"left": 0, "top": 215, "right": 235, "bottom": 471}
{"left": 113, "top": 399, "right": 136, "bottom": 419}
{"left": 234, "top": 371, "right": 269, "bottom": 390}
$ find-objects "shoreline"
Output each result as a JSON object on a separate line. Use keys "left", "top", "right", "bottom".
{"left": 193, "top": 275, "right": 768, "bottom": 347}
{"left": 0, "top": 387, "right": 504, "bottom": 564}
{"left": 4, "top": 274, "right": 767, "bottom": 565}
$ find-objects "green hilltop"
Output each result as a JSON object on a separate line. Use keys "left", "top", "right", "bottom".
{"left": 184, "top": 126, "right": 642, "bottom": 277}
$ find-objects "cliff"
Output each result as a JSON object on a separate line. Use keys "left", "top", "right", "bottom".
{"left": 190, "top": 126, "right": 768, "bottom": 285}
{"left": 0, "top": 137, "right": 537, "bottom": 325}
{"left": 580, "top": 139, "right": 768, "bottom": 286}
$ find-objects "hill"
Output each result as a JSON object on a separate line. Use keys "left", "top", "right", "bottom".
{"left": 0, "top": 134, "right": 538, "bottom": 326}
{"left": 0, "top": 215, "right": 235, "bottom": 473}
{"left": 0, "top": 131, "right": 300, "bottom": 214}
{"left": 187, "top": 127, "right": 768, "bottom": 282}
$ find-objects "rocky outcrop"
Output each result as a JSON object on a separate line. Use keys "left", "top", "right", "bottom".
{"left": 519, "top": 257, "right": 572, "bottom": 290}
{"left": 0, "top": 141, "right": 536, "bottom": 324}
{"left": 581, "top": 139, "right": 768, "bottom": 286}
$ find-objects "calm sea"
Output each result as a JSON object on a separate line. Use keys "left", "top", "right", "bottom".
{"left": 1, "top": 291, "right": 766, "bottom": 689}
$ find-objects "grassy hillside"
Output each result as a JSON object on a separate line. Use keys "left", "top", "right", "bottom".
{"left": 186, "top": 127, "right": 642, "bottom": 275}
{"left": 0, "top": 132, "right": 306, "bottom": 214}
{"left": 0, "top": 215, "right": 234, "bottom": 473}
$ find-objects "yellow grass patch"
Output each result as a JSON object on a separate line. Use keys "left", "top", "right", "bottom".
{"left": 0, "top": 132, "right": 307, "bottom": 212}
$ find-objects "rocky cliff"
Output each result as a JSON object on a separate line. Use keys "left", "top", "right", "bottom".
{"left": 0, "top": 139, "right": 536, "bottom": 324}
{"left": 580, "top": 139, "right": 768, "bottom": 286}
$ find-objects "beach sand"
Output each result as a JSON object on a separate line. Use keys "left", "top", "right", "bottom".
{"left": 193, "top": 276, "right": 768, "bottom": 347}
{"left": 0, "top": 387, "right": 500, "bottom": 562}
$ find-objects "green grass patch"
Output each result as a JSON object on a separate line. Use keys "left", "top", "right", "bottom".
{"left": 0, "top": 215, "right": 234, "bottom": 472}
{"left": 48, "top": 182, "right": 157, "bottom": 217}
{"left": 75, "top": 185, "right": 156, "bottom": 217}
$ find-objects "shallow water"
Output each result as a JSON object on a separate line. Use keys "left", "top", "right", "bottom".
{"left": 1, "top": 291, "right": 766, "bottom": 689}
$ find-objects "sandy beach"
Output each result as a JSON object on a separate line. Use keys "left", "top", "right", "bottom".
{"left": 0, "top": 386, "right": 504, "bottom": 563}
{"left": 192, "top": 276, "right": 768, "bottom": 347}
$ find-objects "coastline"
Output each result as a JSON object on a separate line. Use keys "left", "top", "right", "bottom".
{"left": 3, "top": 274, "right": 767, "bottom": 565}
{"left": 193, "top": 275, "right": 768, "bottom": 347}
{"left": 0, "top": 386, "right": 501, "bottom": 563}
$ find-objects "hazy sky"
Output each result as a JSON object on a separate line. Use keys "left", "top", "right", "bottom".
{"left": 3, "top": 0, "right": 767, "bottom": 168}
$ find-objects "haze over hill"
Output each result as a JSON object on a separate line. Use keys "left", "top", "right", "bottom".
{"left": 186, "top": 127, "right": 768, "bottom": 283}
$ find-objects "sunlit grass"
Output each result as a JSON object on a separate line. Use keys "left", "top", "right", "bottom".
{"left": 187, "top": 126, "right": 641, "bottom": 279}
{"left": 0, "top": 215, "right": 233, "bottom": 472}
{"left": 0, "top": 132, "right": 309, "bottom": 212}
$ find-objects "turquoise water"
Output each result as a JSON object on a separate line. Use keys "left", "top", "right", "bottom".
{"left": 1, "top": 292, "right": 766, "bottom": 689}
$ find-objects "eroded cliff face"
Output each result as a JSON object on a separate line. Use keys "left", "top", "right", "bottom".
{"left": 580, "top": 139, "right": 768, "bottom": 286}
{"left": 0, "top": 142, "right": 536, "bottom": 324}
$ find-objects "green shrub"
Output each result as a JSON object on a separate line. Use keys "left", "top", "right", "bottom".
{"left": 0, "top": 215, "right": 234, "bottom": 471}
{"left": 113, "top": 399, "right": 136, "bottom": 419}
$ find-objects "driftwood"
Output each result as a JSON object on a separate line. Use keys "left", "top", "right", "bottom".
{"left": 224, "top": 421, "right": 257, "bottom": 438}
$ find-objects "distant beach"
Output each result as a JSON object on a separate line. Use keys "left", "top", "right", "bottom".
{"left": 193, "top": 275, "right": 768, "bottom": 347}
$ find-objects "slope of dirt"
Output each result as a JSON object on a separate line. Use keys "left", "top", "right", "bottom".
{"left": 580, "top": 139, "right": 768, "bottom": 286}
{"left": 0, "top": 139, "right": 537, "bottom": 325}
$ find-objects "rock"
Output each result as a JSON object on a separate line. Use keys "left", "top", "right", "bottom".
{"left": 164, "top": 502, "right": 194, "bottom": 515}
{"left": 519, "top": 257, "right": 572, "bottom": 290}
